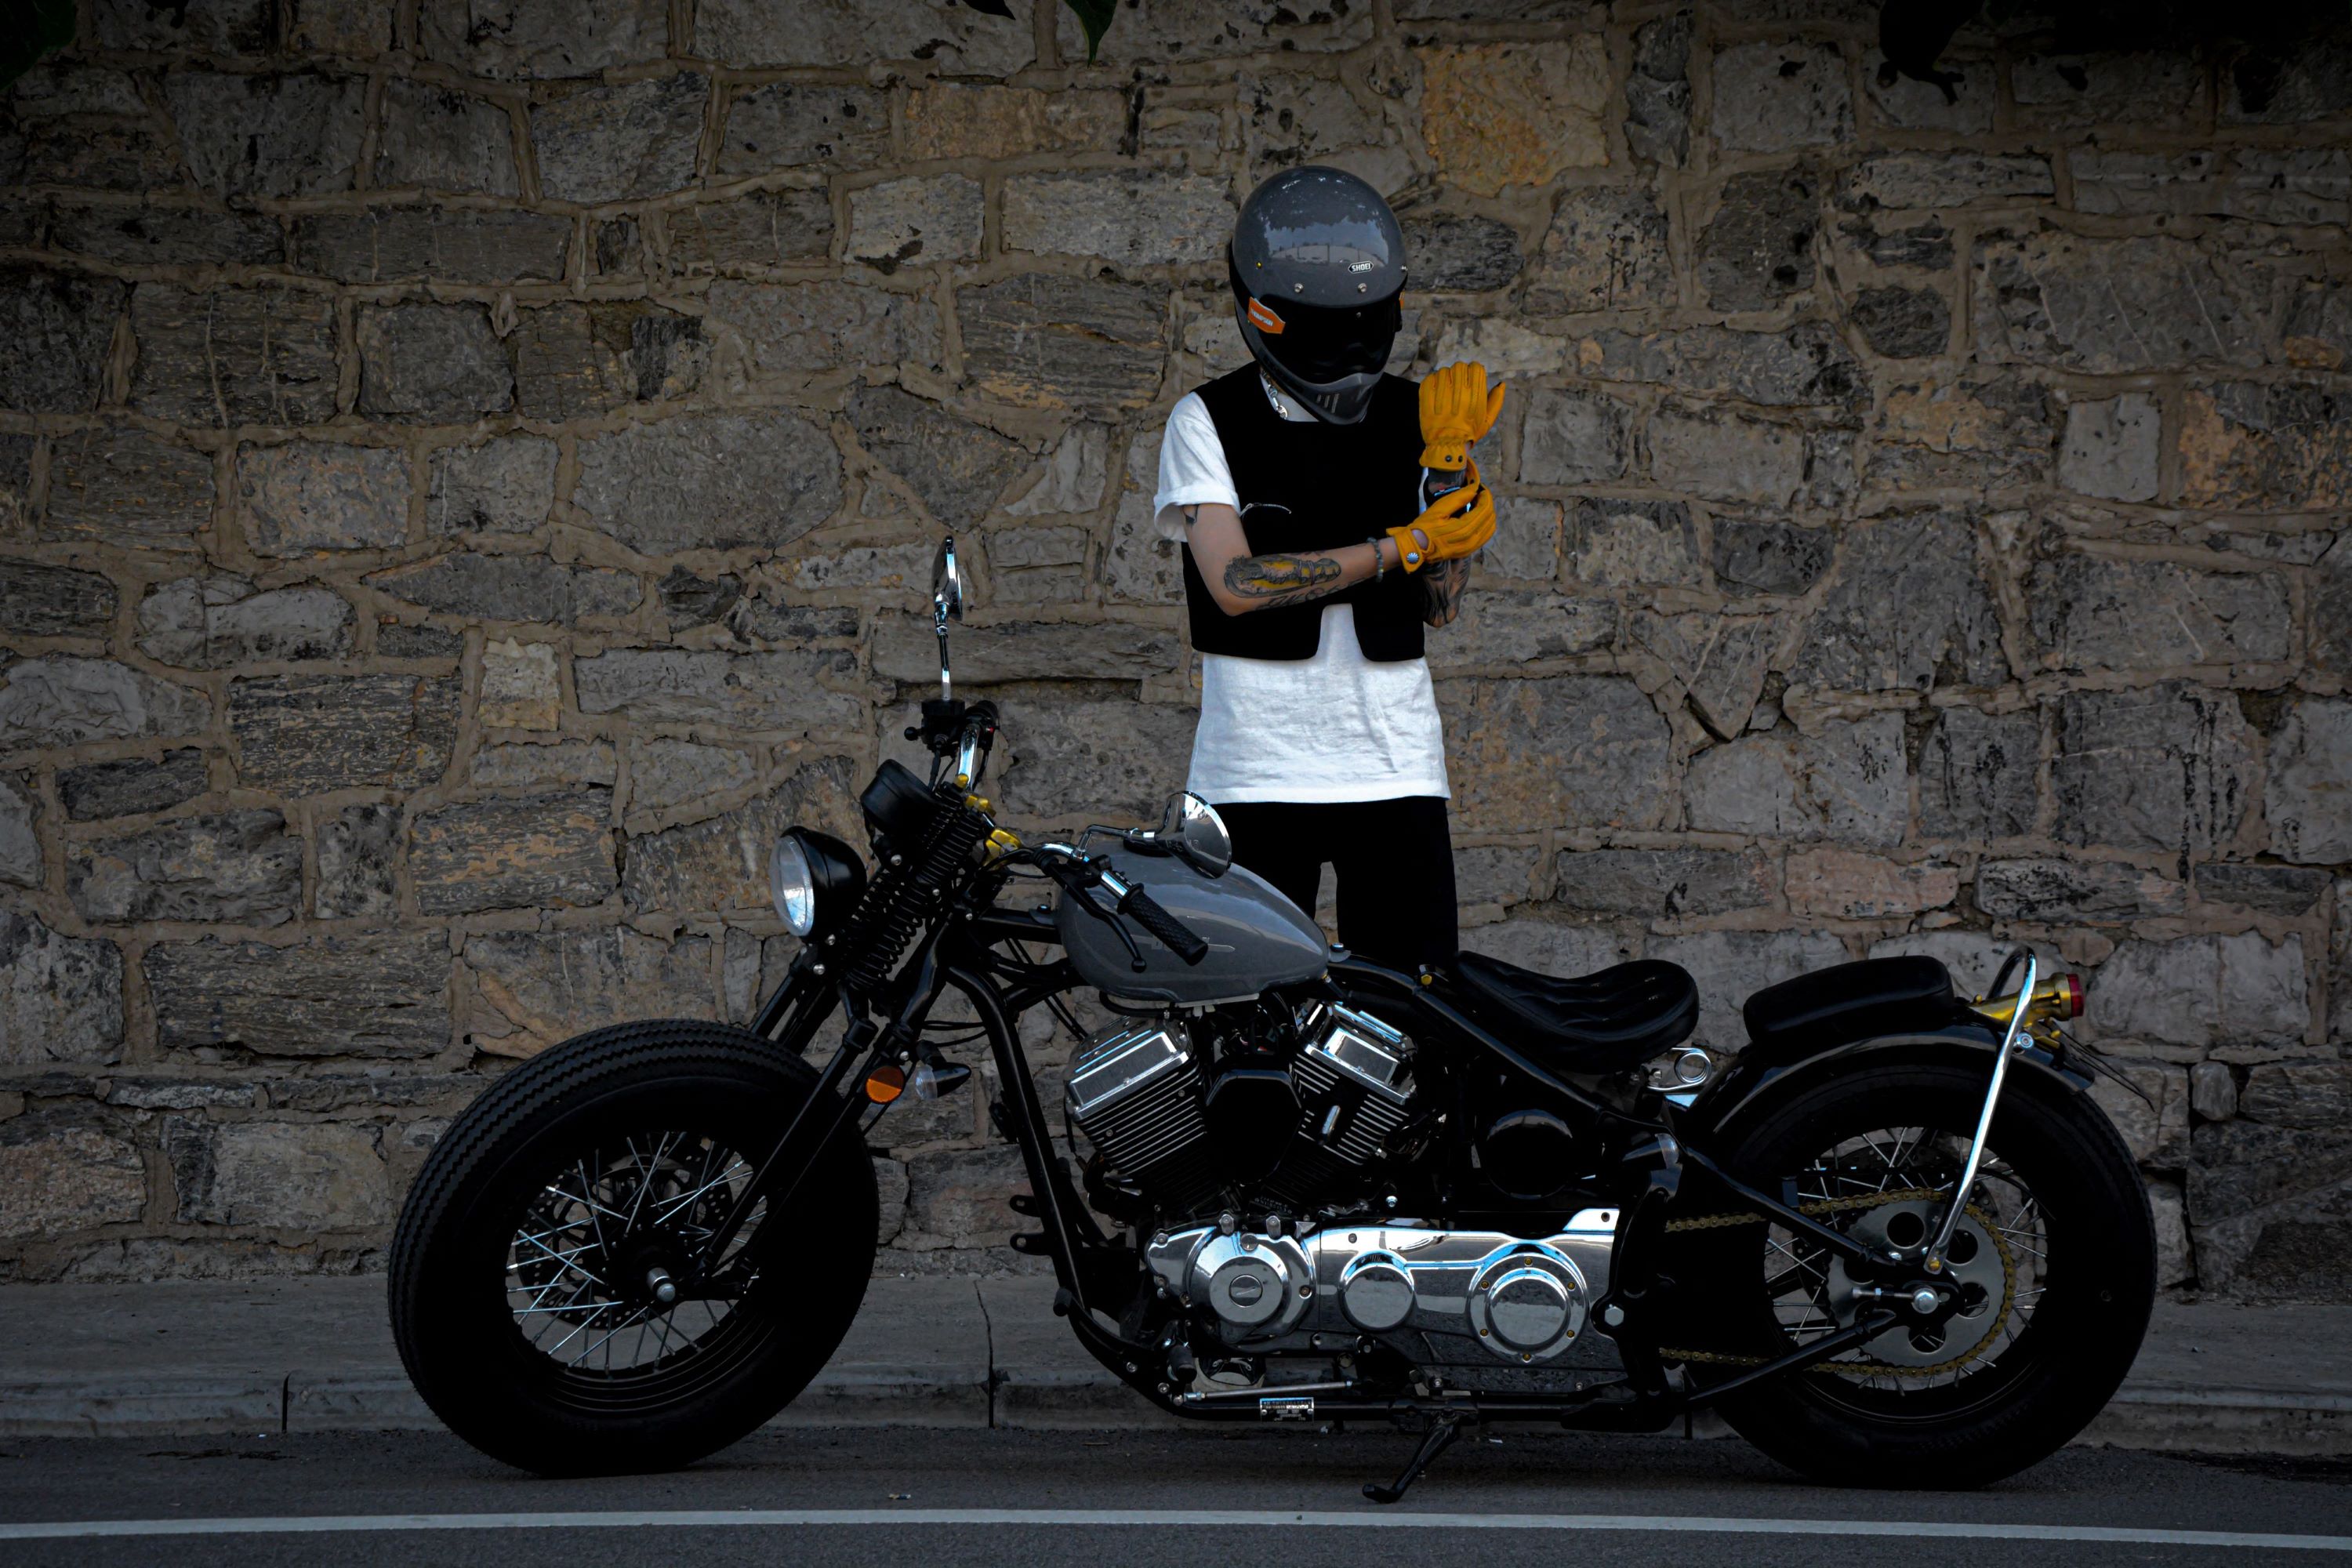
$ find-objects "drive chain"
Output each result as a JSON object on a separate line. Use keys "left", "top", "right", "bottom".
{"left": 1654, "top": 1187, "right": 2020, "bottom": 1381}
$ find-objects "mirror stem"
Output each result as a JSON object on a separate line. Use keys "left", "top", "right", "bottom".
{"left": 935, "top": 607, "right": 953, "bottom": 703}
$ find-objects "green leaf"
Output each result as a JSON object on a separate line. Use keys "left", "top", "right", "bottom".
{"left": 1062, "top": 0, "right": 1116, "bottom": 63}
{"left": 0, "top": 0, "right": 76, "bottom": 94}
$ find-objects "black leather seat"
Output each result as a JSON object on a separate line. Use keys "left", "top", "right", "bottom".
{"left": 1742, "top": 955, "right": 1954, "bottom": 1055}
{"left": 1449, "top": 952, "right": 1700, "bottom": 1073}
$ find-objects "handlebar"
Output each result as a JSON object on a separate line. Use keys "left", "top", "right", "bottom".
{"left": 1022, "top": 842, "right": 1209, "bottom": 967}
{"left": 1118, "top": 886, "right": 1209, "bottom": 965}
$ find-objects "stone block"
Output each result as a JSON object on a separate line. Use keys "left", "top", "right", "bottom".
{"left": 1242, "top": 70, "right": 1398, "bottom": 183}
{"left": 623, "top": 761, "right": 858, "bottom": 914}
{"left": 714, "top": 82, "right": 886, "bottom": 178}
{"left": 573, "top": 648, "right": 860, "bottom": 734}
{"left": 0, "top": 658, "right": 209, "bottom": 749}
{"left": 1712, "top": 517, "right": 1831, "bottom": 596}
{"left": 1002, "top": 172, "right": 1235, "bottom": 267}
{"left": 2194, "top": 862, "right": 2327, "bottom": 917}
{"left": 0, "top": 776, "right": 34, "bottom": 887}
{"left": 1975, "top": 857, "right": 2185, "bottom": 924}
{"left": 379, "top": 623, "right": 463, "bottom": 659}
{"left": 1523, "top": 184, "right": 1672, "bottom": 310}
{"left": 664, "top": 191, "right": 835, "bottom": 271}
{"left": 962, "top": 274, "right": 1166, "bottom": 416}
{"left": 783, "top": 540, "right": 938, "bottom": 595}
{"left": 166, "top": 71, "right": 365, "bottom": 198}
{"left": 1624, "top": 12, "right": 1691, "bottom": 165}
{"left": 356, "top": 303, "right": 513, "bottom": 422}
{"left": 1436, "top": 590, "right": 1616, "bottom": 669}
{"left": 44, "top": 429, "right": 215, "bottom": 550}
{"left": 0, "top": 561, "right": 117, "bottom": 639}
{"left": 474, "top": 738, "right": 616, "bottom": 792}
{"left": 294, "top": 208, "right": 567, "bottom": 285}
{"left": 1840, "top": 153, "right": 2052, "bottom": 211}
{"left": 1867, "top": 931, "right": 2004, "bottom": 997}
{"left": 1866, "top": 370, "right": 2053, "bottom": 494}
{"left": 900, "top": 84, "right": 1123, "bottom": 160}
{"left": 2283, "top": 280, "right": 2352, "bottom": 376}
{"left": 1481, "top": 495, "right": 1562, "bottom": 583}
{"left": 1787, "top": 847, "right": 1957, "bottom": 918}
{"left": 48, "top": 205, "right": 285, "bottom": 267}
{"left": 2225, "top": 38, "right": 2352, "bottom": 123}
{"left": 1849, "top": 286, "right": 1950, "bottom": 358}
{"left": 895, "top": 1144, "right": 1029, "bottom": 1250}
{"left": 136, "top": 575, "right": 352, "bottom": 668}
{"left": 2052, "top": 683, "right": 2254, "bottom": 855}
{"left": 623, "top": 738, "right": 756, "bottom": 819}
{"left": 0, "top": 1126, "right": 143, "bottom": 1237}
{"left": 2092, "top": 1062, "right": 2191, "bottom": 1168}
{"left": 480, "top": 639, "right": 561, "bottom": 731}
{"left": 2186, "top": 1119, "right": 2352, "bottom": 1236}
{"left": 1711, "top": 39, "right": 1850, "bottom": 152}
{"left": 1553, "top": 847, "right": 1776, "bottom": 919}
{"left": 702, "top": 281, "right": 939, "bottom": 380}
{"left": 1791, "top": 511, "right": 2006, "bottom": 695}
{"left": 0, "top": 909, "right": 123, "bottom": 1065}
{"left": 288, "top": 0, "right": 397, "bottom": 55}
{"left": 57, "top": 750, "right": 209, "bottom": 822}
{"left": 2027, "top": 554, "right": 2291, "bottom": 673}
{"left": 167, "top": 1118, "right": 391, "bottom": 1230}
{"left": 2013, "top": 51, "right": 2203, "bottom": 127}
{"left": 1645, "top": 405, "right": 1812, "bottom": 508}
{"left": 0, "top": 270, "right": 124, "bottom": 412}
{"left": 462, "top": 926, "right": 715, "bottom": 1054}
{"left": 1973, "top": 232, "right": 2264, "bottom": 374}
{"left": 1441, "top": 676, "right": 1672, "bottom": 834}
{"left": 1568, "top": 499, "right": 1698, "bottom": 587}
{"left": 426, "top": 436, "right": 556, "bottom": 535}
{"left": 1519, "top": 388, "right": 1632, "bottom": 485}
{"left": 2190, "top": 1059, "right": 2238, "bottom": 1121}
{"left": 67, "top": 809, "right": 303, "bottom": 926}
{"left": 410, "top": 792, "right": 615, "bottom": 914}
{"left": 1628, "top": 611, "right": 1776, "bottom": 737}
{"left": 1570, "top": 321, "right": 1864, "bottom": 411}
{"left": 572, "top": 411, "right": 845, "bottom": 557}
{"left": 979, "top": 695, "right": 1195, "bottom": 822}
{"left": 1400, "top": 212, "right": 1523, "bottom": 294}
{"left": 656, "top": 566, "right": 743, "bottom": 631}
{"left": 230, "top": 673, "right": 459, "bottom": 795}
{"left": 2093, "top": 933, "right": 2308, "bottom": 1050}
{"left": 2241, "top": 1063, "right": 2352, "bottom": 1131}
{"left": 148, "top": 933, "right": 448, "bottom": 1058}
{"left": 849, "top": 387, "right": 1029, "bottom": 527}
{"left": 365, "top": 553, "right": 637, "bottom": 625}
{"left": 1461, "top": 919, "right": 1635, "bottom": 979}
{"left": 237, "top": 441, "right": 409, "bottom": 557}
{"left": 130, "top": 285, "right": 339, "bottom": 428}
{"left": 2269, "top": 699, "right": 2352, "bottom": 866}
{"left": 93, "top": 0, "right": 274, "bottom": 50}
{"left": 1416, "top": 38, "right": 1610, "bottom": 197}
{"left": 847, "top": 176, "right": 982, "bottom": 268}
{"left": 1699, "top": 165, "right": 1822, "bottom": 312}
{"left": 2056, "top": 393, "right": 2160, "bottom": 502}
{"left": 1649, "top": 928, "right": 1851, "bottom": 1051}
{"left": 1004, "top": 426, "right": 1109, "bottom": 521}
{"left": 315, "top": 801, "right": 397, "bottom": 917}
{"left": 702, "top": 0, "right": 1033, "bottom": 73}
{"left": 532, "top": 73, "right": 706, "bottom": 205}
{"left": 1862, "top": 47, "right": 1991, "bottom": 133}
{"left": 373, "top": 81, "right": 519, "bottom": 195}
{"left": 417, "top": 0, "right": 666, "bottom": 78}
{"left": 728, "top": 600, "right": 858, "bottom": 644}
{"left": 1103, "top": 431, "right": 1181, "bottom": 607}
{"left": 2177, "top": 383, "right": 2352, "bottom": 512}
{"left": 0, "top": 436, "right": 27, "bottom": 535}
{"left": 1686, "top": 713, "right": 1908, "bottom": 847}
{"left": 873, "top": 615, "right": 1180, "bottom": 686}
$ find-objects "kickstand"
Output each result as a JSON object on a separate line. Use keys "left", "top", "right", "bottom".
{"left": 1363, "top": 1415, "right": 1465, "bottom": 1505}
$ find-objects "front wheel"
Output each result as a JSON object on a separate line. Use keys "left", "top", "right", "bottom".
{"left": 1666, "top": 1059, "right": 2154, "bottom": 1488}
{"left": 388, "top": 1020, "right": 877, "bottom": 1475}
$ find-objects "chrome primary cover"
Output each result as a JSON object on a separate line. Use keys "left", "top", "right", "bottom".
{"left": 1056, "top": 848, "right": 1327, "bottom": 1005}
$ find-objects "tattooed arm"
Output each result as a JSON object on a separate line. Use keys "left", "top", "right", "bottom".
{"left": 1183, "top": 503, "right": 1397, "bottom": 615}
{"left": 1417, "top": 555, "right": 1471, "bottom": 627}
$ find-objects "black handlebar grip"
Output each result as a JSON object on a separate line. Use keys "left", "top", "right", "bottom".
{"left": 1120, "top": 887, "right": 1208, "bottom": 965}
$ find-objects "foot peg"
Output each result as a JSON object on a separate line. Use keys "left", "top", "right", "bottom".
{"left": 1363, "top": 1416, "right": 1465, "bottom": 1504}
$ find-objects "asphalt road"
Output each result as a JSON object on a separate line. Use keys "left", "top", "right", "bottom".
{"left": 2, "top": 1426, "right": 2348, "bottom": 1566}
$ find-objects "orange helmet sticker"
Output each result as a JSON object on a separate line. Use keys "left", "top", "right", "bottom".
{"left": 1246, "top": 296, "right": 1286, "bottom": 335}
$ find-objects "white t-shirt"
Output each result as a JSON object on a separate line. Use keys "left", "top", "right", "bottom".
{"left": 1152, "top": 383, "right": 1450, "bottom": 806}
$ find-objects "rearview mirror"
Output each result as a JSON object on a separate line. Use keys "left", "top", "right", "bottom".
{"left": 1157, "top": 791, "right": 1232, "bottom": 878}
{"left": 933, "top": 535, "right": 966, "bottom": 625}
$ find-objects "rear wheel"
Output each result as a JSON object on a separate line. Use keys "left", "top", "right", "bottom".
{"left": 389, "top": 1021, "right": 877, "bottom": 1475}
{"left": 1668, "top": 1060, "right": 2153, "bottom": 1487}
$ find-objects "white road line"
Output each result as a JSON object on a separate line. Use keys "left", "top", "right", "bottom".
{"left": 2, "top": 1510, "right": 2349, "bottom": 1550}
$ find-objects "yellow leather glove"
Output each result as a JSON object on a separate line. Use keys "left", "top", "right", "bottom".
{"left": 1386, "top": 462, "right": 1495, "bottom": 572}
{"left": 1417, "top": 361, "right": 1508, "bottom": 471}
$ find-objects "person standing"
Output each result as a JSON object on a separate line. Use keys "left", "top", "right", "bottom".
{"left": 1151, "top": 166, "right": 1504, "bottom": 973}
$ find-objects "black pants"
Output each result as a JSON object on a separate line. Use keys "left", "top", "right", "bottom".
{"left": 1215, "top": 796, "right": 1457, "bottom": 971}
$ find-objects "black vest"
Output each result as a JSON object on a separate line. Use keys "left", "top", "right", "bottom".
{"left": 1181, "top": 367, "right": 1428, "bottom": 662}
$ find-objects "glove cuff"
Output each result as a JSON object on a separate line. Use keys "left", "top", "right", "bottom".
{"left": 1419, "top": 440, "right": 1470, "bottom": 471}
{"left": 1384, "top": 524, "right": 1428, "bottom": 573}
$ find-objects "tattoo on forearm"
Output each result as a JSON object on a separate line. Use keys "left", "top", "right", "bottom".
{"left": 1420, "top": 557, "right": 1469, "bottom": 626}
{"left": 1225, "top": 551, "right": 1346, "bottom": 610}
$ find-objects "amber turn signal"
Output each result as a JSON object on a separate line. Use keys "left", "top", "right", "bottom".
{"left": 865, "top": 1065, "right": 907, "bottom": 1104}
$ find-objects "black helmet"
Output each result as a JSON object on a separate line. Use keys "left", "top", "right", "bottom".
{"left": 1229, "top": 166, "right": 1406, "bottom": 425}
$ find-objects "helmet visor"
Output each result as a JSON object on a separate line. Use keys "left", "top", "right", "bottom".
{"left": 1233, "top": 260, "right": 1402, "bottom": 384}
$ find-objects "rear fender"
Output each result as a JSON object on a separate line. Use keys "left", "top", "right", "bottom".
{"left": 1680, "top": 1024, "right": 2093, "bottom": 1148}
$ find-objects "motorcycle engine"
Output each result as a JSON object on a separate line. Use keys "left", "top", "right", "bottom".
{"left": 1064, "top": 1001, "right": 1413, "bottom": 1222}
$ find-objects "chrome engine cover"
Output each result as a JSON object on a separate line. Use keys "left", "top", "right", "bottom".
{"left": 1148, "top": 1210, "right": 1619, "bottom": 1366}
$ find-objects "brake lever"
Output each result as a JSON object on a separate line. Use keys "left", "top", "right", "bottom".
{"left": 1042, "top": 849, "right": 1151, "bottom": 972}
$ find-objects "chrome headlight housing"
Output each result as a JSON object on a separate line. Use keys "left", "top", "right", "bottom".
{"left": 769, "top": 829, "right": 866, "bottom": 939}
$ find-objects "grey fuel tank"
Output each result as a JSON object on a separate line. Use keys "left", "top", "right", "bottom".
{"left": 1056, "top": 848, "right": 1327, "bottom": 1005}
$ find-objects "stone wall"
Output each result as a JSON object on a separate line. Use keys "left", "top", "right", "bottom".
{"left": 1, "top": 0, "right": 2347, "bottom": 1297}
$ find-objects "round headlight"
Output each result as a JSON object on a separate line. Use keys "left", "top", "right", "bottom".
{"left": 770, "top": 835, "right": 818, "bottom": 935}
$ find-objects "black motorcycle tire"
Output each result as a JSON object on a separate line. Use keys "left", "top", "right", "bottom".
{"left": 1676, "top": 1059, "right": 2154, "bottom": 1489}
{"left": 388, "top": 1020, "right": 877, "bottom": 1476}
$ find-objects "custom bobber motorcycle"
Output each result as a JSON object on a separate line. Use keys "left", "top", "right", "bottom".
{"left": 390, "top": 539, "right": 2155, "bottom": 1501}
